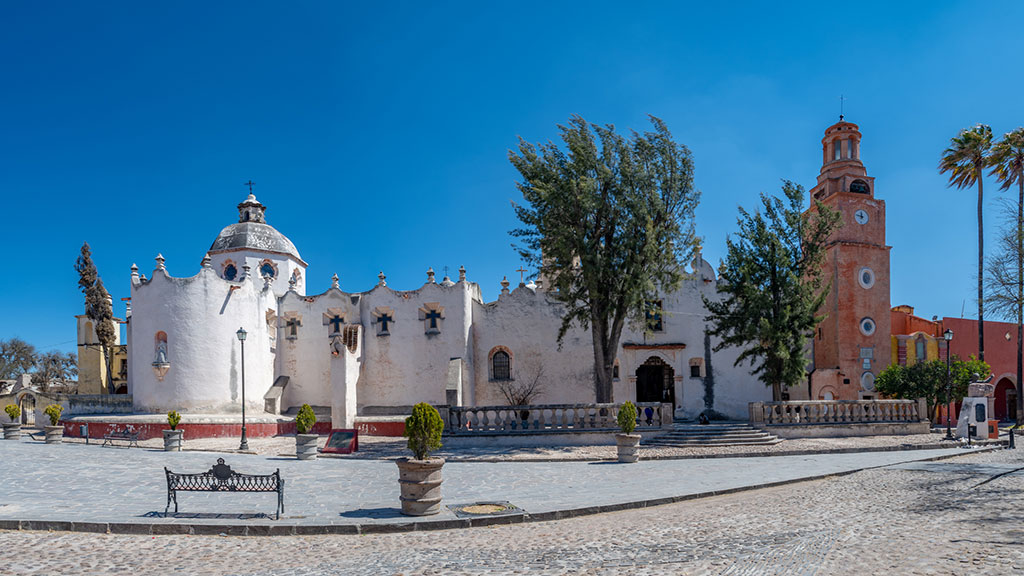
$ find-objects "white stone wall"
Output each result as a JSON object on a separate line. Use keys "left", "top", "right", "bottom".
{"left": 207, "top": 251, "right": 305, "bottom": 297}
{"left": 128, "top": 262, "right": 276, "bottom": 413}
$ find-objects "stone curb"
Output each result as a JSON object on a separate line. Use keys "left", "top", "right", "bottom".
{"left": 0, "top": 447, "right": 997, "bottom": 536}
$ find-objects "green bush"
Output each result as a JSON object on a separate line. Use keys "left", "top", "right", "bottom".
{"left": 4, "top": 404, "right": 20, "bottom": 422}
{"left": 404, "top": 403, "right": 443, "bottom": 460}
{"left": 617, "top": 401, "right": 637, "bottom": 435}
{"left": 295, "top": 404, "right": 317, "bottom": 435}
{"left": 44, "top": 404, "right": 63, "bottom": 426}
{"left": 167, "top": 410, "right": 181, "bottom": 431}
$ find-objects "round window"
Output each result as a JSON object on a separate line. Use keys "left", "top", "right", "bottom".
{"left": 858, "top": 267, "right": 875, "bottom": 289}
{"left": 861, "top": 371, "right": 876, "bottom": 391}
{"left": 223, "top": 264, "right": 238, "bottom": 281}
{"left": 859, "top": 317, "right": 876, "bottom": 336}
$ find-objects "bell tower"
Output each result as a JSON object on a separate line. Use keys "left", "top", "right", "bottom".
{"left": 806, "top": 118, "right": 892, "bottom": 401}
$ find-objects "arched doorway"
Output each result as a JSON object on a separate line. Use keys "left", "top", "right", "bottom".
{"left": 994, "top": 378, "right": 1017, "bottom": 422}
{"left": 635, "top": 356, "right": 675, "bottom": 405}
{"left": 18, "top": 393, "right": 36, "bottom": 426}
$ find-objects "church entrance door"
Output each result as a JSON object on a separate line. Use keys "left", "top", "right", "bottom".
{"left": 635, "top": 356, "right": 675, "bottom": 405}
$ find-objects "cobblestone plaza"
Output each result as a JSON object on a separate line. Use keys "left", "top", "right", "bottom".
{"left": 2, "top": 439, "right": 1023, "bottom": 574}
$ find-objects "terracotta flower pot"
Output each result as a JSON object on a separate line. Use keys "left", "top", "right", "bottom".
{"left": 163, "top": 429, "right": 183, "bottom": 452}
{"left": 3, "top": 423, "right": 21, "bottom": 440}
{"left": 396, "top": 457, "right": 444, "bottom": 516}
{"left": 295, "top": 433, "right": 319, "bottom": 460}
{"left": 615, "top": 433, "right": 641, "bottom": 463}
{"left": 44, "top": 425, "right": 63, "bottom": 445}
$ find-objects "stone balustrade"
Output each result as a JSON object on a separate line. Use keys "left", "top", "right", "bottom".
{"left": 446, "top": 402, "right": 672, "bottom": 435}
{"left": 750, "top": 399, "right": 927, "bottom": 426}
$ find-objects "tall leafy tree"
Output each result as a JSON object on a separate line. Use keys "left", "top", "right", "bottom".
{"left": 988, "top": 127, "right": 1024, "bottom": 424}
{"left": 510, "top": 115, "right": 700, "bottom": 403}
{"left": 75, "top": 243, "right": 117, "bottom": 394}
{"left": 704, "top": 181, "right": 841, "bottom": 401}
{"left": 939, "top": 124, "right": 993, "bottom": 361}
{"left": 875, "top": 356, "right": 991, "bottom": 419}
{"left": 0, "top": 338, "right": 37, "bottom": 380}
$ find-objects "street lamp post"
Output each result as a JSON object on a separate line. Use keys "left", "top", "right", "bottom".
{"left": 236, "top": 327, "right": 249, "bottom": 451}
{"left": 944, "top": 328, "right": 954, "bottom": 441}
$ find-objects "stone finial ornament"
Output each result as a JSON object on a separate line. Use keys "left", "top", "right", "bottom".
{"left": 427, "top": 267, "right": 436, "bottom": 283}
{"left": 378, "top": 271, "right": 387, "bottom": 287}
{"left": 500, "top": 276, "right": 510, "bottom": 295}
{"left": 458, "top": 265, "right": 466, "bottom": 282}
{"left": 201, "top": 253, "right": 212, "bottom": 268}
{"left": 131, "top": 263, "right": 139, "bottom": 283}
{"left": 288, "top": 274, "right": 297, "bottom": 292}
{"left": 263, "top": 274, "right": 273, "bottom": 290}
{"left": 155, "top": 253, "right": 166, "bottom": 271}
{"left": 331, "top": 273, "right": 340, "bottom": 290}
{"left": 242, "top": 264, "right": 251, "bottom": 281}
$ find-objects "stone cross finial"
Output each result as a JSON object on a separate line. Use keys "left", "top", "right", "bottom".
{"left": 155, "top": 254, "right": 165, "bottom": 271}
{"left": 458, "top": 265, "right": 466, "bottom": 282}
{"left": 201, "top": 253, "right": 212, "bottom": 268}
{"left": 500, "top": 276, "right": 510, "bottom": 295}
{"left": 427, "top": 267, "right": 435, "bottom": 283}
{"left": 331, "top": 273, "right": 340, "bottom": 289}
{"left": 378, "top": 271, "right": 387, "bottom": 287}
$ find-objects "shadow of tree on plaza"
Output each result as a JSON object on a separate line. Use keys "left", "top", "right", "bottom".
{"left": 338, "top": 507, "right": 404, "bottom": 519}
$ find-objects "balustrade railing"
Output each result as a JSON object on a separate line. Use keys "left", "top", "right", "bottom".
{"left": 750, "top": 399, "right": 926, "bottom": 426}
{"left": 446, "top": 402, "right": 671, "bottom": 435}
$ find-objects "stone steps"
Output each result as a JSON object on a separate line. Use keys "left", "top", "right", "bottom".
{"left": 645, "top": 421, "right": 781, "bottom": 447}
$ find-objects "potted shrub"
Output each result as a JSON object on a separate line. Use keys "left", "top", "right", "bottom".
{"left": 397, "top": 402, "right": 445, "bottom": 516}
{"left": 294, "top": 404, "right": 318, "bottom": 460}
{"left": 43, "top": 404, "right": 64, "bottom": 444}
{"left": 615, "top": 401, "right": 641, "bottom": 463}
{"left": 163, "top": 410, "right": 183, "bottom": 452}
{"left": 3, "top": 404, "right": 21, "bottom": 440}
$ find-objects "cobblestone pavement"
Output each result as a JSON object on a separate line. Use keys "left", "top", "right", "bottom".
{"left": 3, "top": 447, "right": 1023, "bottom": 575}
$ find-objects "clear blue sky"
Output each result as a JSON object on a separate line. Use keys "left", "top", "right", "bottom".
{"left": 2, "top": 1, "right": 1023, "bottom": 355}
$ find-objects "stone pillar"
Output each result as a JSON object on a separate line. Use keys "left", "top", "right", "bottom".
{"left": 749, "top": 402, "right": 764, "bottom": 425}
{"left": 330, "top": 341, "right": 360, "bottom": 430}
{"left": 446, "top": 358, "right": 463, "bottom": 407}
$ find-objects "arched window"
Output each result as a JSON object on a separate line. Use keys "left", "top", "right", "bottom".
{"left": 492, "top": 351, "right": 511, "bottom": 381}
{"left": 850, "top": 179, "right": 869, "bottom": 194}
{"left": 259, "top": 260, "right": 277, "bottom": 279}
{"left": 915, "top": 336, "right": 926, "bottom": 362}
{"left": 223, "top": 261, "right": 238, "bottom": 281}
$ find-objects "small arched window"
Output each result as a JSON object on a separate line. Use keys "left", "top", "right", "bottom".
{"left": 223, "top": 263, "right": 238, "bottom": 281}
{"left": 850, "top": 179, "right": 869, "bottom": 194}
{"left": 492, "top": 351, "right": 511, "bottom": 381}
{"left": 260, "top": 261, "right": 276, "bottom": 279}
{"left": 916, "top": 336, "right": 926, "bottom": 362}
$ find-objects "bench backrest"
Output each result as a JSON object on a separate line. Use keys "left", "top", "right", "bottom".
{"left": 166, "top": 458, "right": 281, "bottom": 491}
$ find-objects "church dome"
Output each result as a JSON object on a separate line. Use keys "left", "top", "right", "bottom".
{"left": 208, "top": 194, "right": 304, "bottom": 263}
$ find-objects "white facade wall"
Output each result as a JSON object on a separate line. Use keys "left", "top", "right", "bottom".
{"left": 207, "top": 251, "right": 305, "bottom": 297}
{"left": 128, "top": 263, "right": 275, "bottom": 413}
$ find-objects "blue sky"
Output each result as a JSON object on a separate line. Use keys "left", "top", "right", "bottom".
{"left": 2, "top": 1, "right": 1023, "bottom": 355}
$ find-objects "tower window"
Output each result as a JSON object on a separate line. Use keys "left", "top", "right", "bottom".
{"left": 492, "top": 351, "right": 511, "bottom": 381}
{"left": 834, "top": 140, "right": 841, "bottom": 161}
{"left": 259, "top": 260, "right": 277, "bottom": 279}
{"left": 859, "top": 317, "right": 876, "bottom": 336}
{"left": 850, "top": 180, "right": 869, "bottom": 194}
{"left": 223, "top": 263, "right": 238, "bottom": 281}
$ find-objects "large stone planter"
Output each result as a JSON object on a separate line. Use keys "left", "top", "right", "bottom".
{"left": 163, "top": 429, "right": 183, "bottom": 452}
{"left": 396, "top": 457, "right": 444, "bottom": 516}
{"left": 44, "top": 425, "right": 64, "bottom": 445}
{"left": 615, "top": 433, "right": 641, "bottom": 463}
{"left": 296, "top": 433, "right": 319, "bottom": 460}
{"left": 3, "top": 423, "right": 21, "bottom": 440}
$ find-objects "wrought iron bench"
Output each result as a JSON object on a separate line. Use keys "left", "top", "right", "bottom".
{"left": 102, "top": 429, "right": 141, "bottom": 448}
{"left": 164, "top": 458, "right": 284, "bottom": 519}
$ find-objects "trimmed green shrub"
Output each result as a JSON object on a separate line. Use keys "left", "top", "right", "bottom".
{"left": 404, "top": 403, "right": 443, "bottom": 460}
{"left": 44, "top": 404, "right": 63, "bottom": 426}
{"left": 4, "top": 404, "right": 20, "bottom": 422}
{"left": 295, "top": 404, "right": 317, "bottom": 435}
{"left": 167, "top": 410, "right": 181, "bottom": 430}
{"left": 617, "top": 401, "right": 637, "bottom": 435}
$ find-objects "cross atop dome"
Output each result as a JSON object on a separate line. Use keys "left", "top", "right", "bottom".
{"left": 237, "top": 190, "right": 267, "bottom": 224}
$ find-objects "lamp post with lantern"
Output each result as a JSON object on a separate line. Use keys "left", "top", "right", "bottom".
{"left": 236, "top": 327, "right": 249, "bottom": 451}
{"left": 943, "top": 328, "right": 954, "bottom": 441}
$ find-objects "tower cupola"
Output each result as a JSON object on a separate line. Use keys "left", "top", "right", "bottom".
{"left": 812, "top": 118, "right": 872, "bottom": 200}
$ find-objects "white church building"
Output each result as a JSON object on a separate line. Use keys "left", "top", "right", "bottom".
{"left": 126, "top": 194, "right": 769, "bottom": 428}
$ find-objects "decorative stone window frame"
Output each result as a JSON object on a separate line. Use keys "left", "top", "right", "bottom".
{"left": 258, "top": 259, "right": 278, "bottom": 280}
{"left": 152, "top": 331, "right": 170, "bottom": 381}
{"left": 281, "top": 312, "right": 303, "bottom": 340}
{"left": 418, "top": 302, "right": 445, "bottom": 335}
{"left": 859, "top": 317, "right": 876, "bottom": 336}
{"left": 222, "top": 259, "right": 239, "bottom": 281}
{"left": 488, "top": 346, "right": 513, "bottom": 381}
{"left": 858, "top": 267, "right": 875, "bottom": 289}
{"left": 861, "top": 371, "right": 876, "bottom": 392}
{"left": 322, "top": 307, "right": 345, "bottom": 336}
{"left": 372, "top": 306, "right": 395, "bottom": 336}
{"left": 689, "top": 357, "right": 705, "bottom": 378}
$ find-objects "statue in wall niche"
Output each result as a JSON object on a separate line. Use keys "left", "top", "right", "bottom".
{"left": 155, "top": 340, "right": 168, "bottom": 364}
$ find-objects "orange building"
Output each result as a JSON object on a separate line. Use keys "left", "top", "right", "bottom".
{"left": 890, "top": 305, "right": 945, "bottom": 367}
{"left": 805, "top": 118, "right": 893, "bottom": 401}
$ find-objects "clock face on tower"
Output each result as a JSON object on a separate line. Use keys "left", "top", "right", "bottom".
{"left": 854, "top": 209, "right": 869, "bottom": 225}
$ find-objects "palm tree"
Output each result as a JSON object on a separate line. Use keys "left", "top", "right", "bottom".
{"left": 990, "top": 127, "right": 1024, "bottom": 424}
{"left": 940, "top": 124, "right": 993, "bottom": 362}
